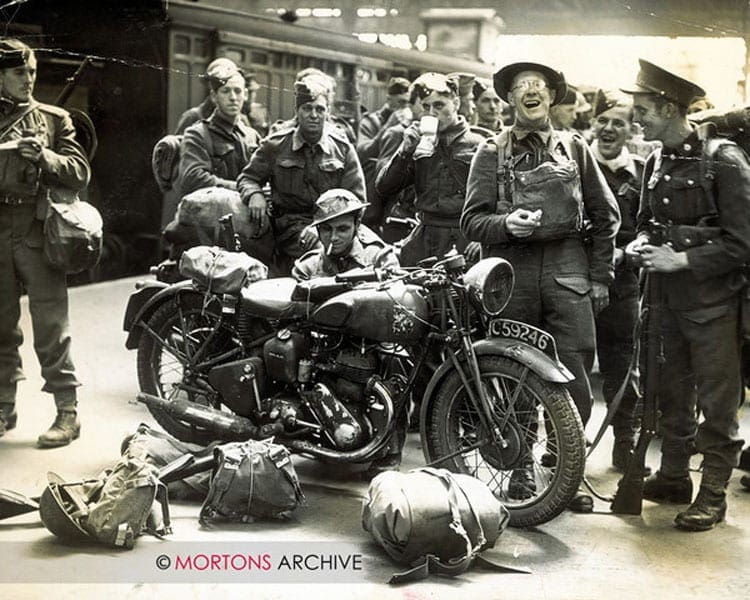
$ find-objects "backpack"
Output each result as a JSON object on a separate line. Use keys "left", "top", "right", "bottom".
{"left": 199, "top": 439, "right": 305, "bottom": 524}
{"left": 39, "top": 440, "right": 171, "bottom": 550}
{"left": 151, "top": 122, "right": 213, "bottom": 193}
{"left": 362, "top": 468, "right": 518, "bottom": 584}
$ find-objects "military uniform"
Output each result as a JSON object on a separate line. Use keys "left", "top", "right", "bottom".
{"left": 376, "top": 116, "right": 484, "bottom": 266}
{"left": 292, "top": 226, "right": 398, "bottom": 280}
{"left": 178, "top": 109, "right": 261, "bottom": 196}
{"left": 237, "top": 122, "right": 366, "bottom": 270}
{"left": 637, "top": 130, "right": 750, "bottom": 478}
{"left": 461, "top": 124, "right": 620, "bottom": 424}
{"left": 0, "top": 99, "right": 90, "bottom": 416}
{"left": 592, "top": 144, "right": 644, "bottom": 444}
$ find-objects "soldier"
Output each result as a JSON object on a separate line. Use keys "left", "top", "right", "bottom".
{"left": 472, "top": 78, "right": 503, "bottom": 135}
{"left": 623, "top": 60, "right": 750, "bottom": 531}
{"left": 448, "top": 72, "right": 477, "bottom": 124}
{"left": 178, "top": 64, "right": 261, "bottom": 196}
{"left": 376, "top": 73, "right": 483, "bottom": 266}
{"left": 461, "top": 61, "right": 620, "bottom": 512}
{"left": 550, "top": 86, "right": 578, "bottom": 131}
{"left": 175, "top": 58, "right": 261, "bottom": 136}
{"left": 292, "top": 188, "right": 398, "bottom": 280}
{"left": 237, "top": 75, "right": 366, "bottom": 274}
{"left": 356, "top": 76, "right": 410, "bottom": 227}
{"left": 0, "top": 39, "right": 91, "bottom": 447}
{"left": 589, "top": 89, "right": 646, "bottom": 473}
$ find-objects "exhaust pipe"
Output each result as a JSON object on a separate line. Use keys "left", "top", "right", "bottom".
{"left": 137, "top": 392, "right": 282, "bottom": 441}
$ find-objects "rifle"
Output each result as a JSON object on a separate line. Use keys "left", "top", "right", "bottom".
{"left": 54, "top": 56, "right": 93, "bottom": 107}
{"left": 611, "top": 271, "right": 663, "bottom": 514}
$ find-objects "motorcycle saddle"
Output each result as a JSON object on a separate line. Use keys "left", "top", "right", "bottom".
{"left": 240, "top": 277, "right": 312, "bottom": 319}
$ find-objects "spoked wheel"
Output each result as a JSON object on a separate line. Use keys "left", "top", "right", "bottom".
{"left": 426, "top": 356, "right": 586, "bottom": 527}
{"left": 136, "top": 293, "right": 244, "bottom": 444}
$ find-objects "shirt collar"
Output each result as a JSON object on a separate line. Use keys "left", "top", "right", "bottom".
{"left": 208, "top": 109, "right": 243, "bottom": 137}
{"left": 292, "top": 123, "right": 333, "bottom": 154}
{"left": 662, "top": 129, "right": 701, "bottom": 158}
{"left": 591, "top": 140, "right": 638, "bottom": 177}
{"left": 511, "top": 120, "right": 553, "bottom": 143}
{"left": 438, "top": 115, "right": 470, "bottom": 145}
{"left": 322, "top": 236, "right": 366, "bottom": 270}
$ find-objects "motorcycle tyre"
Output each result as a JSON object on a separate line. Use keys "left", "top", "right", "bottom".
{"left": 426, "top": 355, "right": 586, "bottom": 528}
{"left": 136, "top": 294, "right": 238, "bottom": 445}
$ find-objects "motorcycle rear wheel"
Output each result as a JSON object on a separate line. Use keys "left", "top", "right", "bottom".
{"left": 136, "top": 293, "right": 243, "bottom": 445}
{"left": 426, "top": 355, "right": 586, "bottom": 527}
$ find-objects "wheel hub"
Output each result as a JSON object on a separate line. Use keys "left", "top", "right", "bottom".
{"left": 478, "top": 423, "right": 523, "bottom": 469}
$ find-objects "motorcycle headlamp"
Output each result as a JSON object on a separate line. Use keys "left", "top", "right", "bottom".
{"left": 463, "top": 258, "right": 515, "bottom": 316}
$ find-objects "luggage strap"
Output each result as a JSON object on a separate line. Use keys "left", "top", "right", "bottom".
{"left": 388, "top": 468, "right": 529, "bottom": 584}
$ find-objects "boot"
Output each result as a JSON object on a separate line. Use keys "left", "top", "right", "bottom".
{"left": 611, "top": 439, "right": 652, "bottom": 477}
{"left": 37, "top": 410, "right": 80, "bottom": 448}
{"left": 568, "top": 491, "right": 594, "bottom": 514}
{"left": 0, "top": 404, "right": 17, "bottom": 437}
{"left": 642, "top": 471, "right": 693, "bottom": 504}
{"left": 674, "top": 487, "right": 727, "bottom": 531}
{"left": 739, "top": 446, "right": 750, "bottom": 472}
{"left": 508, "top": 466, "right": 536, "bottom": 500}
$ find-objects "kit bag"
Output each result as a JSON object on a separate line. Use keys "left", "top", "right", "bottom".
{"left": 199, "top": 439, "right": 305, "bottom": 524}
{"left": 362, "top": 467, "right": 511, "bottom": 583}
{"left": 39, "top": 441, "right": 171, "bottom": 550}
{"left": 43, "top": 187, "right": 103, "bottom": 273}
{"left": 179, "top": 245, "right": 268, "bottom": 294}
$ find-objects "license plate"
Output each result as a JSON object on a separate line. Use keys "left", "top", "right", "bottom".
{"left": 488, "top": 318, "right": 559, "bottom": 360}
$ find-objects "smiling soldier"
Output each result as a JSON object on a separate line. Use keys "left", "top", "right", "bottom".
{"left": 461, "top": 62, "right": 620, "bottom": 512}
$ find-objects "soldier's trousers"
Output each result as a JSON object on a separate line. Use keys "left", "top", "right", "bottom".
{"left": 0, "top": 203, "right": 79, "bottom": 396}
{"left": 595, "top": 274, "right": 639, "bottom": 440}
{"left": 655, "top": 299, "right": 744, "bottom": 476}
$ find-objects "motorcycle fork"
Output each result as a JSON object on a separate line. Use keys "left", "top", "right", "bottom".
{"left": 443, "top": 291, "right": 510, "bottom": 449}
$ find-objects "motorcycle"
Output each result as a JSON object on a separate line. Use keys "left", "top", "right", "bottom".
{"left": 123, "top": 246, "right": 586, "bottom": 527}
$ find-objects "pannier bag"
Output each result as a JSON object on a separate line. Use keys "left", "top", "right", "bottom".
{"left": 121, "top": 423, "right": 216, "bottom": 500}
{"left": 179, "top": 245, "right": 268, "bottom": 294}
{"left": 39, "top": 440, "right": 171, "bottom": 550}
{"left": 43, "top": 191, "right": 103, "bottom": 273}
{"left": 199, "top": 439, "right": 305, "bottom": 524}
{"left": 362, "top": 468, "right": 512, "bottom": 583}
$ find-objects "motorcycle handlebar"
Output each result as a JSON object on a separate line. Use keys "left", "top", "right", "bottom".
{"left": 334, "top": 268, "right": 382, "bottom": 284}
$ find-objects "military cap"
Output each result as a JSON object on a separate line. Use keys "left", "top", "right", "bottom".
{"left": 0, "top": 38, "right": 31, "bottom": 69}
{"left": 387, "top": 77, "right": 410, "bottom": 95}
{"left": 621, "top": 59, "right": 706, "bottom": 108}
{"left": 472, "top": 78, "right": 493, "bottom": 101}
{"left": 592, "top": 89, "right": 631, "bottom": 118}
{"left": 558, "top": 86, "right": 577, "bottom": 106}
{"left": 294, "top": 75, "right": 332, "bottom": 108}
{"left": 312, "top": 189, "right": 369, "bottom": 226}
{"left": 493, "top": 61, "right": 567, "bottom": 106}
{"left": 412, "top": 72, "right": 459, "bottom": 100}
{"left": 448, "top": 72, "right": 476, "bottom": 97}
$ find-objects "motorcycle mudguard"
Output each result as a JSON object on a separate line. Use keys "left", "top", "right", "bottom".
{"left": 123, "top": 280, "right": 199, "bottom": 350}
{"left": 417, "top": 338, "right": 574, "bottom": 446}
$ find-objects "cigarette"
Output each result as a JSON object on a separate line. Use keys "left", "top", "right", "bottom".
{"left": 325, "top": 242, "right": 333, "bottom": 255}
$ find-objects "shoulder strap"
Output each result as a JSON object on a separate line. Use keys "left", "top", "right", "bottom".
{"left": 0, "top": 103, "right": 36, "bottom": 142}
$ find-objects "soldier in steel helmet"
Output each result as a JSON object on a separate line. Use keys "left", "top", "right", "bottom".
{"left": 292, "top": 188, "right": 398, "bottom": 281}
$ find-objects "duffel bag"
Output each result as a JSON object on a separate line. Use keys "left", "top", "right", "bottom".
{"left": 199, "top": 439, "right": 305, "bottom": 524}
{"left": 179, "top": 245, "right": 267, "bottom": 294}
{"left": 362, "top": 467, "right": 511, "bottom": 583}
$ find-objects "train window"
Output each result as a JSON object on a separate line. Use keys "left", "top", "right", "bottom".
{"left": 375, "top": 70, "right": 390, "bottom": 82}
{"left": 194, "top": 38, "right": 210, "bottom": 58}
{"left": 250, "top": 51, "right": 268, "bottom": 65}
{"left": 272, "top": 53, "right": 282, "bottom": 68}
{"left": 285, "top": 54, "right": 298, "bottom": 69}
{"left": 225, "top": 49, "right": 245, "bottom": 64}
{"left": 174, "top": 35, "right": 190, "bottom": 56}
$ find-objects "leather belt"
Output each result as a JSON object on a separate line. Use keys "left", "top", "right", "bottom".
{"left": 0, "top": 194, "right": 36, "bottom": 206}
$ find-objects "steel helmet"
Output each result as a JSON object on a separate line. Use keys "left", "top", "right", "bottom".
{"left": 38, "top": 472, "right": 93, "bottom": 541}
{"left": 311, "top": 189, "right": 369, "bottom": 226}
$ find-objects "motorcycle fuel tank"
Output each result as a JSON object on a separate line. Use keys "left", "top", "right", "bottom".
{"left": 311, "top": 282, "right": 429, "bottom": 343}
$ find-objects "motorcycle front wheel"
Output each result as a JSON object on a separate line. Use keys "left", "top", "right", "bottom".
{"left": 426, "top": 355, "right": 586, "bottom": 527}
{"left": 136, "top": 293, "right": 243, "bottom": 445}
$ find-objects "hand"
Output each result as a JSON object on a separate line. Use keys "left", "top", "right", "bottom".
{"left": 384, "top": 107, "right": 410, "bottom": 129}
{"left": 299, "top": 225, "right": 319, "bottom": 251}
{"left": 465, "top": 241, "right": 481, "bottom": 263}
{"left": 399, "top": 123, "right": 422, "bottom": 158}
{"left": 505, "top": 208, "right": 542, "bottom": 238}
{"left": 247, "top": 193, "right": 269, "bottom": 231}
{"left": 639, "top": 244, "right": 689, "bottom": 273}
{"left": 591, "top": 281, "right": 610, "bottom": 314}
{"left": 17, "top": 137, "right": 43, "bottom": 163}
{"left": 624, "top": 235, "right": 648, "bottom": 263}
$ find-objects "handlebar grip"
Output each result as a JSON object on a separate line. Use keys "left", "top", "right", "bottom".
{"left": 334, "top": 268, "right": 380, "bottom": 283}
